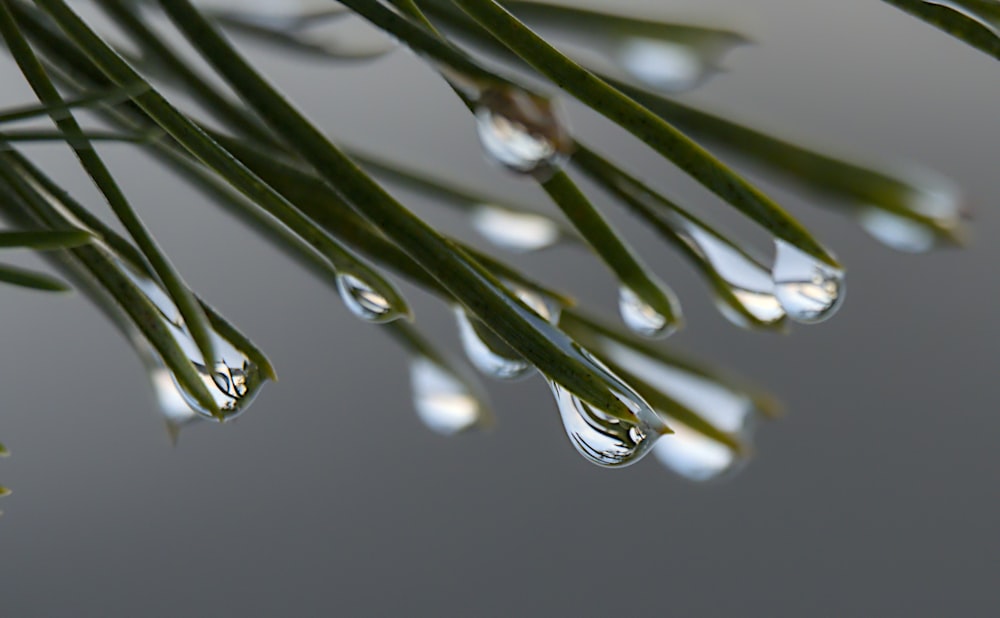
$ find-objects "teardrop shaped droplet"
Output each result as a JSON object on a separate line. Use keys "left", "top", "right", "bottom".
{"left": 474, "top": 87, "right": 573, "bottom": 179}
{"left": 857, "top": 208, "right": 938, "bottom": 253}
{"left": 617, "top": 39, "right": 706, "bottom": 92}
{"left": 125, "top": 266, "right": 266, "bottom": 421}
{"left": 618, "top": 286, "right": 674, "bottom": 338}
{"left": 546, "top": 348, "right": 665, "bottom": 467}
{"left": 470, "top": 204, "right": 562, "bottom": 253}
{"left": 653, "top": 424, "right": 748, "bottom": 482}
{"left": 410, "top": 357, "right": 489, "bottom": 435}
{"left": 336, "top": 272, "right": 399, "bottom": 323}
{"left": 772, "top": 240, "right": 845, "bottom": 324}
{"left": 455, "top": 307, "right": 532, "bottom": 380}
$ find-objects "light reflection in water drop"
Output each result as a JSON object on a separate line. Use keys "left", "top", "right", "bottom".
{"left": 336, "top": 272, "right": 397, "bottom": 323}
{"left": 857, "top": 209, "right": 937, "bottom": 253}
{"left": 470, "top": 205, "right": 562, "bottom": 253}
{"left": 455, "top": 307, "right": 532, "bottom": 381}
{"left": 618, "top": 286, "right": 673, "bottom": 338}
{"left": 410, "top": 358, "right": 486, "bottom": 435}
{"left": 772, "top": 240, "right": 845, "bottom": 324}
{"left": 474, "top": 88, "right": 573, "bottom": 178}
{"left": 617, "top": 38, "right": 704, "bottom": 92}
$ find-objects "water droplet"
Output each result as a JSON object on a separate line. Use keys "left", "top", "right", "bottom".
{"left": 546, "top": 348, "right": 665, "bottom": 467}
{"left": 336, "top": 272, "right": 399, "bottom": 323}
{"left": 125, "top": 266, "right": 266, "bottom": 421}
{"left": 0, "top": 486, "right": 10, "bottom": 498}
{"left": 772, "top": 240, "right": 845, "bottom": 324}
{"left": 475, "top": 87, "right": 573, "bottom": 179}
{"left": 923, "top": 1, "right": 1000, "bottom": 37}
{"left": 470, "top": 205, "right": 562, "bottom": 253}
{"left": 596, "top": 337, "right": 758, "bottom": 481}
{"left": 455, "top": 307, "right": 532, "bottom": 380}
{"left": 617, "top": 39, "right": 705, "bottom": 92}
{"left": 858, "top": 209, "right": 937, "bottom": 253}
{"left": 618, "top": 286, "right": 674, "bottom": 338}
{"left": 512, "top": 286, "right": 561, "bottom": 324}
{"left": 410, "top": 358, "right": 488, "bottom": 435}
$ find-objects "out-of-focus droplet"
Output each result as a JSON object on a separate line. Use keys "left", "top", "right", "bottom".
{"left": 474, "top": 87, "right": 574, "bottom": 179}
{"left": 336, "top": 272, "right": 401, "bottom": 323}
{"left": 653, "top": 425, "right": 745, "bottom": 482}
{"left": 858, "top": 208, "right": 938, "bottom": 253}
{"left": 410, "top": 357, "right": 488, "bottom": 435}
{"left": 470, "top": 205, "right": 562, "bottom": 253}
{"left": 772, "top": 240, "right": 845, "bottom": 324}
{"left": 455, "top": 307, "right": 532, "bottom": 380}
{"left": 512, "top": 286, "right": 561, "bottom": 324}
{"left": 0, "top": 442, "right": 8, "bottom": 458}
{"left": 617, "top": 38, "right": 705, "bottom": 92}
{"left": 618, "top": 286, "right": 675, "bottom": 338}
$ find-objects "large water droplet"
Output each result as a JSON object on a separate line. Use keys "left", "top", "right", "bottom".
{"left": 470, "top": 204, "right": 562, "bottom": 253}
{"left": 455, "top": 307, "right": 532, "bottom": 380}
{"left": 597, "top": 338, "right": 758, "bottom": 481}
{"left": 858, "top": 208, "right": 937, "bottom": 253}
{"left": 410, "top": 358, "right": 488, "bottom": 435}
{"left": 617, "top": 39, "right": 705, "bottom": 92}
{"left": 126, "top": 266, "right": 265, "bottom": 421}
{"left": 474, "top": 87, "right": 573, "bottom": 179}
{"left": 618, "top": 286, "right": 674, "bottom": 338}
{"left": 923, "top": 1, "right": 1000, "bottom": 37}
{"left": 336, "top": 272, "right": 399, "bottom": 323}
{"left": 546, "top": 348, "right": 664, "bottom": 467}
{"left": 772, "top": 240, "right": 845, "bottom": 324}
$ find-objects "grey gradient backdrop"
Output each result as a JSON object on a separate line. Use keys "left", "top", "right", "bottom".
{"left": 1, "top": 1, "right": 998, "bottom": 616}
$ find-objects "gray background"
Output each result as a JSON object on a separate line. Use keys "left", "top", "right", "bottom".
{"left": 1, "top": 1, "right": 999, "bottom": 616}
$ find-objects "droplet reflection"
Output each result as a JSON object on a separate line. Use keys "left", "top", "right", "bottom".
{"left": 772, "top": 240, "right": 845, "bottom": 324}
{"left": 470, "top": 205, "right": 562, "bottom": 253}
{"left": 618, "top": 286, "right": 673, "bottom": 338}
{"left": 410, "top": 358, "right": 487, "bottom": 435}
{"left": 455, "top": 307, "right": 532, "bottom": 380}
{"left": 475, "top": 87, "right": 573, "bottom": 179}
{"left": 336, "top": 272, "right": 399, "bottom": 323}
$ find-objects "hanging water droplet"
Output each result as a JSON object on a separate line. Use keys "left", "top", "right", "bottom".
{"left": 125, "top": 266, "right": 266, "bottom": 421}
{"left": 772, "top": 240, "right": 845, "bottom": 324}
{"left": 617, "top": 39, "right": 705, "bottom": 92}
{"left": 923, "top": 1, "right": 1000, "bottom": 37}
{"left": 546, "top": 347, "right": 665, "bottom": 467}
{"left": 618, "top": 286, "right": 674, "bottom": 338}
{"left": 470, "top": 205, "right": 562, "bottom": 253}
{"left": 455, "top": 307, "right": 532, "bottom": 380}
{"left": 653, "top": 425, "right": 747, "bottom": 482}
{"left": 474, "top": 87, "right": 574, "bottom": 179}
{"left": 336, "top": 272, "right": 398, "bottom": 323}
{"left": 410, "top": 358, "right": 488, "bottom": 435}
{"left": 858, "top": 208, "right": 937, "bottom": 253}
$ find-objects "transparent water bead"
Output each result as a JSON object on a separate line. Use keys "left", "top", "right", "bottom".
{"left": 513, "top": 286, "right": 562, "bottom": 324}
{"left": 598, "top": 339, "right": 757, "bottom": 481}
{"left": 336, "top": 272, "right": 399, "bottom": 323}
{"left": 410, "top": 358, "right": 487, "bottom": 435}
{"left": 618, "top": 286, "right": 674, "bottom": 338}
{"left": 470, "top": 205, "right": 562, "bottom": 253}
{"left": 127, "top": 268, "right": 265, "bottom": 421}
{"left": 923, "top": 1, "right": 1000, "bottom": 37}
{"left": 455, "top": 307, "right": 532, "bottom": 381}
{"left": 618, "top": 39, "right": 705, "bottom": 92}
{"left": 858, "top": 209, "right": 937, "bottom": 253}
{"left": 772, "top": 240, "right": 845, "bottom": 324}
{"left": 474, "top": 87, "right": 574, "bottom": 179}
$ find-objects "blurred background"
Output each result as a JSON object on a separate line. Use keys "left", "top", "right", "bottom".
{"left": 1, "top": 1, "right": 998, "bottom": 615}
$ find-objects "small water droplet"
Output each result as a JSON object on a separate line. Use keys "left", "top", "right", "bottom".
{"left": 618, "top": 39, "right": 705, "bottom": 92}
{"left": 125, "top": 266, "right": 266, "bottom": 421}
{"left": 618, "top": 286, "right": 674, "bottom": 338}
{"left": 772, "top": 240, "right": 845, "bottom": 324}
{"left": 336, "top": 272, "right": 399, "bottom": 323}
{"left": 455, "top": 307, "right": 532, "bottom": 380}
{"left": 923, "top": 1, "right": 1000, "bottom": 37}
{"left": 475, "top": 87, "right": 573, "bottom": 179}
{"left": 546, "top": 348, "right": 664, "bottom": 467}
{"left": 858, "top": 209, "right": 937, "bottom": 253}
{"left": 470, "top": 205, "right": 562, "bottom": 253}
{"left": 410, "top": 358, "right": 488, "bottom": 435}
